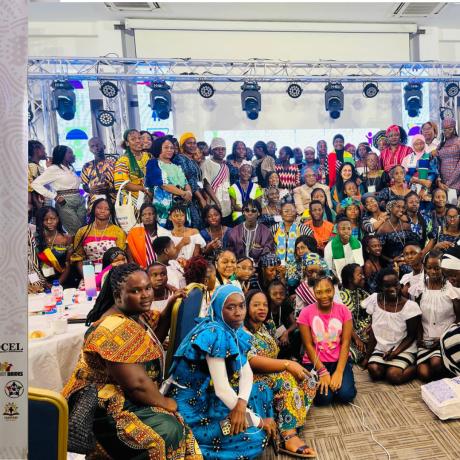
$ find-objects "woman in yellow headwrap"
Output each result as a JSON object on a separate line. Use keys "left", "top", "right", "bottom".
{"left": 172, "top": 132, "right": 207, "bottom": 228}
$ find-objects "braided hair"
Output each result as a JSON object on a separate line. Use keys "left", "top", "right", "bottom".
{"left": 86, "top": 263, "right": 143, "bottom": 325}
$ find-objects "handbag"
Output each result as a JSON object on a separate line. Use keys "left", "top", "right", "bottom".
{"left": 67, "top": 383, "right": 99, "bottom": 454}
{"left": 115, "top": 180, "right": 137, "bottom": 233}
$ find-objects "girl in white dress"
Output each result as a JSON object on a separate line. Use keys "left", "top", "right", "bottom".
{"left": 409, "top": 250, "right": 460, "bottom": 382}
{"left": 363, "top": 268, "right": 422, "bottom": 385}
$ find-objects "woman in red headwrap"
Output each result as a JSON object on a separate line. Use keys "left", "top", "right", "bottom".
{"left": 379, "top": 125, "right": 413, "bottom": 173}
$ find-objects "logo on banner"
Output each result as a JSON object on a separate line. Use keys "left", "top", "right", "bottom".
{"left": 0, "top": 362, "right": 23, "bottom": 377}
{"left": 4, "top": 380, "right": 24, "bottom": 398}
{"left": 3, "top": 402, "right": 19, "bottom": 420}
{"left": 0, "top": 343, "right": 23, "bottom": 353}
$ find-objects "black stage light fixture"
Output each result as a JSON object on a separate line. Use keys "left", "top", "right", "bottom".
{"left": 445, "top": 82, "right": 460, "bottom": 98}
{"left": 287, "top": 83, "right": 302, "bottom": 99}
{"left": 96, "top": 110, "right": 116, "bottom": 127}
{"left": 241, "top": 81, "right": 261, "bottom": 120}
{"left": 198, "top": 82, "right": 215, "bottom": 98}
{"left": 51, "top": 80, "right": 76, "bottom": 121}
{"left": 404, "top": 82, "right": 423, "bottom": 118}
{"left": 363, "top": 82, "right": 379, "bottom": 98}
{"left": 100, "top": 81, "right": 119, "bottom": 99}
{"left": 149, "top": 81, "right": 171, "bottom": 120}
{"left": 440, "top": 106, "right": 455, "bottom": 121}
{"left": 28, "top": 103, "right": 33, "bottom": 124}
{"left": 324, "top": 82, "right": 344, "bottom": 119}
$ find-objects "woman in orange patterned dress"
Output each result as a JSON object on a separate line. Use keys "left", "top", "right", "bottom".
{"left": 62, "top": 264, "right": 202, "bottom": 460}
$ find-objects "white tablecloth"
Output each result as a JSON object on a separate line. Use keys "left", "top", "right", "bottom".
{"left": 28, "top": 292, "right": 95, "bottom": 392}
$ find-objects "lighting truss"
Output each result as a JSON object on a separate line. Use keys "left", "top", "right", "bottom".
{"left": 28, "top": 57, "right": 460, "bottom": 83}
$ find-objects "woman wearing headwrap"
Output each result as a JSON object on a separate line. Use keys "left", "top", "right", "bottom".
{"left": 436, "top": 118, "right": 460, "bottom": 196}
{"left": 114, "top": 129, "right": 151, "bottom": 207}
{"left": 327, "top": 134, "right": 355, "bottom": 187}
{"left": 171, "top": 132, "right": 207, "bottom": 229}
{"left": 402, "top": 134, "right": 438, "bottom": 200}
{"left": 379, "top": 125, "right": 413, "bottom": 173}
{"left": 168, "top": 285, "right": 276, "bottom": 460}
{"left": 372, "top": 130, "right": 389, "bottom": 154}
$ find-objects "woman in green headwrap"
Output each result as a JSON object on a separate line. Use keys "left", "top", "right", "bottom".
{"left": 114, "top": 129, "right": 152, "bottom": 206}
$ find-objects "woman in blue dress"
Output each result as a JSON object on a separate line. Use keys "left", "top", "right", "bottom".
{"left": 169, "top": 284, "right": 276, "bottom": 460}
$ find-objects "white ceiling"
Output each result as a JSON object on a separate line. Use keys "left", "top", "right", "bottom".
{"left": 28, "top": 1, "right": 460, "bottom": 28}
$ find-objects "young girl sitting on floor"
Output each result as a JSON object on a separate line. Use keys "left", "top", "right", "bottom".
{"left": 409, "top": 250, "right": 460, "bottom": 382}
{"left": 298, "top": 276, "right": 356, "bottom": 406}
{"left": 363, "top": 268, "right": 422, "bottom": 385}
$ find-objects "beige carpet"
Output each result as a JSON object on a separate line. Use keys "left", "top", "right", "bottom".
{"left": 262, "top": 367, "right": 460, "bottom": 460}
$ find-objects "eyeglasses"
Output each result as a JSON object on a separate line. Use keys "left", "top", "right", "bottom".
{"left": 447, "top": 215, "right": 459, "bottom": 220}
{"left": 243, "top": 208, "right": 258, "bottom": 213}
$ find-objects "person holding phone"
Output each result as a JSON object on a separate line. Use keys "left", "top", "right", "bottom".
{"left": 169, "top": 285, "right": 276, "bottom": 460}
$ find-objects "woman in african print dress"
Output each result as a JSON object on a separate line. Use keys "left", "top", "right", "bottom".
{"left": 168, "top": 285, "right": 277, "bottom": 460}
{"left": 62, "top": 264, "right": 202, "bottom": 460}
{"left": 242, "top": 290, "right": 317, "bottom": 458}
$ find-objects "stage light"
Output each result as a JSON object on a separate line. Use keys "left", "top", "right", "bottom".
{"left": 324, "top": 82, "right": 344, "bottom": 119}
{"left": 28, "top": 103, "right": 33, "bottom": 124}
{"left": 149, "top": 81, "right": 171, "bottom": 120}
{"left": 51, "top": 80, "right": 76, "bottom": 121}
{"left": 287, "top": 83, "right": 302, "bottom": 99}
{"left": 241, "top": 81, "right": 261, "bottom": 120}
{"left": 404, "top": 82, "right": 423, "bottom": 118}
{"left": 445, "top": 82, "right": 459, "bottom": 98}
{"left": 100, "top": 81, "right": 119, "bottom": 99}
{"left": 440, "top": 106, "right": 455, "bottom": 120}
{"left": 198, "top": 82, "right": 215, "bottom": 98}
{"left": 96, "top": 110, "right": 116, "bottom": 127}
{"left": 363, "top": 82, "right": 379, "bottom": 98}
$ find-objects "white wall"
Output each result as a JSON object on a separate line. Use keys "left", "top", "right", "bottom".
{"left": 418, "top": 27, "right": 460, "bottom": 61}
{"left": 28, "top": 21, "right": 123, "bottom": 57}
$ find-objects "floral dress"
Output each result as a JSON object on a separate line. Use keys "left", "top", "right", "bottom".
{"left": 245, "top": 321, "right": 316, "bottom": 432}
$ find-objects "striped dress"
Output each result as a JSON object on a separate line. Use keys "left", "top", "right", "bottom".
{"left": 441, "top": 323, "right": 460, "bottom": 376}
{"left": 438, "top": 136, "right": 460, "bottom": 191}
{"left": 275, "top": 164, "right": 301, "bottom": 190}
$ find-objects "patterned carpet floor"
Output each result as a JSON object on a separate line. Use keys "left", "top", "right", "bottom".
{"left": 262, "top": 367, "right": 460, "bottom": 460}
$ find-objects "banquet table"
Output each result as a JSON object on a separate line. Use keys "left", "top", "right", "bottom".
{"left": 28, "top": 291, "right": 94, "bottom": 392}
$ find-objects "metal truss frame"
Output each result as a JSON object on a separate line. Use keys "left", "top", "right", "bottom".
{"left": 28, "top": 56, "right": 460, "bottom": 83}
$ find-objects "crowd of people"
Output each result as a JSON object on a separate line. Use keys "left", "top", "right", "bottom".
{"left": 27, "top": 121, "right": 460, "bottom": 460}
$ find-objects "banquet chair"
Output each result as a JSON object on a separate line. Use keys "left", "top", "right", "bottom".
{"left": 165, "top": 282, "right": 206, "bottom": 376}
{"left": 29, "top": 387, "right": 68, "bottom": 460}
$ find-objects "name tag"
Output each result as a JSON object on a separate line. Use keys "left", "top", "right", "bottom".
{"left": 197, "top": 181, "right": 203, "bottom": 188}
{"left": 275, "top": 325, "right": 287, "bottom": 339}
{"left": 42, "top": 265, "right": 55, "bottom": 277}
{"left": 94, "top": 263, "right": 103, "bottom": 274}
{"left": 367, "top": 185, "right": 376, "bottom": 193}
{"left": 28, "top": 273, "right": 40, "bottom": 284}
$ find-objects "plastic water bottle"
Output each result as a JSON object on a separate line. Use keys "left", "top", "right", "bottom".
{"left": 83, "top": 261, "right": 97, "bottom": 298}
{"left": 51, "top": 280, "right": 64, "bottom": 304}
{"left": 43, "top": 288, "right": 56, "bottom": 313}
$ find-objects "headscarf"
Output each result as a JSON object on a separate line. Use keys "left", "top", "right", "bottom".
{"left": 333, "top": 134, "right": 344, "bottom": 143}
{"left": 361, "top": 192, "right": 377, "bottom": 206}
{"left": 373, "top": 130, "right": 388, "bottom": 150}
{"left": 122, "top": 129, "right": 143, "bottom": 178}
{"left": 386, "top": 125, "right": 400, "bottom": 135}
{"left": 153, "top": 131, "right": 165, "bottom": 138}
{"left": 302, "top": 252, "right": 330, "bottom": 274}
{"left": 259, "top": 253, "right": 281, "bottom": 268}
{"left": 386, "top": 198, "right": 404, "bottom": 214}
{"left": 340, "top": 197, "right": 361, "bottom": 210}
{"left": 442, "top": 118, "right": 456, "bottom": 129}
{"left": 411, "top": 134, "right": 426, "bottom": 153}
{"left": 102, "top": 247, "right": 126, "bottom": 269}
{"left": 345, "top": 143, "right": 356, "bottom": 152}
{"left": 179, "top": 132, "right": 196, "bottom": 150}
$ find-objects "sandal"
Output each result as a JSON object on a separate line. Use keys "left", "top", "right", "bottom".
{"left": 278, "top": 433, "right": 317, "bottom": 458}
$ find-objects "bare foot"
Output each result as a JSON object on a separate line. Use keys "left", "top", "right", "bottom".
{"left": 284, "top": 434, "right": 316, "bottom": 456}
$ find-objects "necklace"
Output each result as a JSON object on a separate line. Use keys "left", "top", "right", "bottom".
{"left": 243, "top": 223, "right": 258, "bottom": 257}
{"left": 208, "top": 225, "right": 224, "bottom": 241}
{"left": 172, "top": 227, "right": 186, "bottom": 237}
{"left": 45, "top": 230, "right": 58, "bottom": 248}
{"left": 388, "top": 219, "right": 406, "bottom": 248}
{"left": 382, "top": 294, "right": 399, "bottom": 313}
{"left": 94, "top": 222, "right": 109, "bottom": 242}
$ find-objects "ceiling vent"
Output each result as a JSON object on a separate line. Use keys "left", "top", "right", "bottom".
{"left": 105, "top": 2, "right": 160, "bottom": 12}
{"left": 392, "top": 2, "right": 447, "bottom": 17}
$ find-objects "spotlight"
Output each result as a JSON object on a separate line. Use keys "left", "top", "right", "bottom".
{"left": 440, "top": 106, "right": 455, "bottom": 120}
{"left": 28, "top": 103, "right": 33, "bottom": 124}
{"left": 445, "top": 82, "right": 460, "bottom": 98}
{"left": 363, "top": 82, "right": 379, "bottom": 98}
{"left": 198, "top": 82, "right": 215, "bottom": 98}
{"left": 149, "top": 81, "right": 171, "bottom": 120}
{"left": 96, "top": 110, "right": 116, "bottom": 127}
{"left": 51, "top": 80, "right": 76, "bottom": 121}
{"left": 241, "top": 81, "right": 261, "bottom": 120}
{"left": 404, "top": 82, "right": 423, "bottom": 118}
{"left": 287, "top": 83, "right": 302, "bottom": 99}
{"left": 100, "top": 81, "right": 119, "bottom": 99}
{"left": 324, "top": 82, "right": 344, "bottom": 119}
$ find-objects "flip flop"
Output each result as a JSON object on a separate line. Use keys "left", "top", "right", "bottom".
{"left": 278, "top": 433, "right": 317, "bottom": 458}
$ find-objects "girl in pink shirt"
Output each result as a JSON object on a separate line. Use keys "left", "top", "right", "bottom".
{"left": 298, "top": 276, "right": 356, "bottom": 406}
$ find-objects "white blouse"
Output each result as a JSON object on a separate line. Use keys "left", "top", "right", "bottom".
{"left": 31, "top": 165, "right": 81, "bottom": 200}
{"left": 363, "top": 293, "right": 421, "bottom": 353}
{"left": 158, "top": 227, "right": 206, "bottom": 260}
{"left": 409, "top": 281, "right": 460, "bottom": 339}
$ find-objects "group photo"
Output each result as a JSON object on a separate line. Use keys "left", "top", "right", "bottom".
{"left": 2, "top": 1, "right": 460, "bottom": 459}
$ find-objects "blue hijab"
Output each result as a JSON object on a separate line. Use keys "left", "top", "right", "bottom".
{"left": 170, "top": 285, "right": 250, "bottom": 375}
